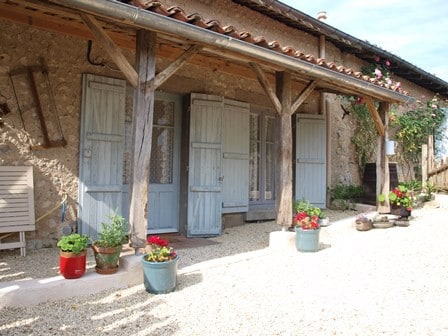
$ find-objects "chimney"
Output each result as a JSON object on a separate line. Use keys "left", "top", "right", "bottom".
{"left": 317, "top": 11, "right": 327, "bottom": 21}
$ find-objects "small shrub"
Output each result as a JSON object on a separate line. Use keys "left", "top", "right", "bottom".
{"left": 328, "top": 184, "right": 363, "bottom": 201}
{"left": 94, "top": 209, "right": 128, "bottom": 248}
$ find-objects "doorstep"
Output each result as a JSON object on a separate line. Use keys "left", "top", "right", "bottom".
{"left": 0, "top": 254, "right": 142, "bottom": 308}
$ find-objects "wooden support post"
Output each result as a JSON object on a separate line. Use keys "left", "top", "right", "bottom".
{"left": 129, "top": 30, "right": 157, "bottom": 250}
{"left": 275, "top": 72, "right": 293, "bottom": 228}
{"left": 365, "top": 96, "right": 385, "bottom": 137}
{"left": 377, "top": 102, "right": 390, "bottom": 213}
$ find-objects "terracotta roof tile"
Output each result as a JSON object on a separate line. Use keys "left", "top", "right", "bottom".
{"left": 167, "top": 6, "right": 189, "bottom": 21}
{"left": 282, "top": 46, "right": 296, "bottom": 57}
{"left": 121, "top": 0, "right": 408, "bottom": 95}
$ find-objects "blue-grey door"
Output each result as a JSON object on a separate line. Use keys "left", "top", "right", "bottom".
{"left": 148, "top": 92, "right": 181, "bottom": 233}
{"left": 222, "top": 99, "right": 250, "bottom": 213}
{"left": 295, "top": 116, "right": 326, "bottom": 208}
{"left": 78, "top": 74, "right": 126, "bottom": 239}
{"left": 187, "top": 94, "right": 223, "bottom": 237}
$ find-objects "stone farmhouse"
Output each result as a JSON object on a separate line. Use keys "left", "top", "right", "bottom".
{"left": 1, "top": 0, "right": 447, "bottom": 252}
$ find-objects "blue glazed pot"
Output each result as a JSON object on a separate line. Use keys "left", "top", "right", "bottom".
{"left": 142, "top": 255, "right": 179, "bottom": 294}
{"left": 295, "top": 227, "right": 320, "bottom": 252}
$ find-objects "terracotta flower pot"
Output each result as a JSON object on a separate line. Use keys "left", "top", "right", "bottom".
{"left": 92, "top": 244, "right": 123, "bottom": 275}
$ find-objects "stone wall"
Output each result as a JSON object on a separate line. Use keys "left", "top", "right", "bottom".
{"left": 0, "top": 22, "right": 133, "bottom": 248}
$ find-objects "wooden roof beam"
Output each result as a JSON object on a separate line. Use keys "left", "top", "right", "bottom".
{"left": 80, "top": 13, "right": 138, "bottom": 88}
{"left": 365, "top": 96, "right": 385, "bottom": 137}
{"left": 249, "top": 62, "right": 282, "bottom": 115}
{"left": 144, "top": 44, "right": 202, "bottom": 95}
{"left": 291, "top": 80, "right": 317, "bottom": 115}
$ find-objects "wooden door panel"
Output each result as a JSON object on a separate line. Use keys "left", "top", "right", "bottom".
{"left": 78, "top": 74, "right": 125, "bottom": 239}
{"left": 295, "top": 117, "right": 326, "bottom": 208}
{"left": 188, "top": 94, "right": 222, "bottom": 237}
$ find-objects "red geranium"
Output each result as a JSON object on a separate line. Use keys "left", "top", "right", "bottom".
{"left": 294, "top": 211, "right": 320, "bottom": 230}
{"left": 145, "top": 236, "right": 177, "bottom": 262}
{"left": 147, "top": 236, "right": 168, "bottom": 247}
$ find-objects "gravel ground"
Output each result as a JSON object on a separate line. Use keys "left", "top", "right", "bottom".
{"left": 1, "top": 207, "right": 448, "bottom": 336}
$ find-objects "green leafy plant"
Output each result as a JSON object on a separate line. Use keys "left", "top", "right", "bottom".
{"left": 361, "top": 56, "right": 399, "bottom": 89}
{"left": 341, "top": 96, "right": 379, "bottom": 172}
{"left": 329, "top": 184, "right": 363, "bottom": 201}
{"left": 94, "top": 210, "right": 128, "bottom": 248}
{"left": 57, "top": 233, "right": 89, "bottom": 254}
{"left": 390, "top": 96, "right": 447, "bottom": 176}
{"left": 293, "top": 199, "right": 324, "bottom": 219}
{"left": 378, "top": 184, "right": 415, "bottom": 211}
{"left": 421, "top": 182, "right": 437, "bottom": 202}
{"left": 144, "top": 236, "right": 177, "bottom": 262}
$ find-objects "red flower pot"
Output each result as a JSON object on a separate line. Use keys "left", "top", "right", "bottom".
{"left": 59, "top": 250, "right": 87, "bottom": 279}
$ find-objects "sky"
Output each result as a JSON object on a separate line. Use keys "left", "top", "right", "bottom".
{"left": 280, "top": 0, "right": 448, "bottom": 83}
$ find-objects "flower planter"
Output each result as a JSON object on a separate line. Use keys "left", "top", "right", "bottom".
{"left": 59, "top": 250, "right": 87, "bottom": 279}
{"left": 92, "top": 244, "right": 123, "bottom": 275}
{"left": 142, "top": 255, "right": 179, "bottom": 294}
{"left": 295, "top": 227, "right": 320, "bottom": 252}
{"left": 390, "top": 205, "right": 411, "bottom": 218}
{"left": 355, "top": 218, "right": 372, "bottom": 231}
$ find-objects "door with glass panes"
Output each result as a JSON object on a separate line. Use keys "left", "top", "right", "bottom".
{"left": 147, "top": 92, "right": 181, "bottom": 233}
{"left": 249, "top": 108, "right": 276, "bottom": 208}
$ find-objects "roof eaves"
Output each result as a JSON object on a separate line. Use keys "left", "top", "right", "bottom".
{"left": 50, "top": 0, "right": 413, "bottom": 102}
{"left": 233, "top": 0, "right": 448, "bottom": 96}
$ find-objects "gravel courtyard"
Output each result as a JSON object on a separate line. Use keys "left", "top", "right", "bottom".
{"left": 1, "top": 207, "right": 447, "bottom": 336}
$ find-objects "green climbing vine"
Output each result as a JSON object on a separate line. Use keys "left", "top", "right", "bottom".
{"left": 389, "top": 95, "right": 447, "bottom": 177}
{"left": 341, "top": 94, "right": 447, "bottom": 180}
{"left": 341, "top": 96, "right": 378, "bottom": 174}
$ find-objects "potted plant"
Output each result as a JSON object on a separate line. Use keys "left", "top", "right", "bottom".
{"left": 355, "top": 214, "right": 372, "bottom": 231}
{"left": 293, "top": 206, "right": 321, "bottom": 252}
{"left": 372, "top": 214, "right": 394, "bottom": 229}
{"left": 378, "top": 184, "right": 415, "bottom": 218}
{"left": 92, "top": 210, "right": 128, "bottom": 275}
{"left": 57, "top": 233, "right": 89, "bottom": 279}
{"left": 142, "top": 236, "right": 179, "bottom": 294}
{"left": 293, "top": 199, "right": 329, "bottom": 227}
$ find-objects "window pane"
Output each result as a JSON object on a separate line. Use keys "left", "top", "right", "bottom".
{"left": 150, "top": 100, "right": 175, "bottom": 184}
{"left": 264, "top": 116, "right": 275, "bottom": 200}
{"left": 265, "top": 116, "right": 275, "bottom": 142}
{"left": 264, "top": 142, "right": 274, "bottom": 200}
{"left": 150, "top": 127, "right": 174, "bottom": 184}
{"left": 154, "top": 101, "right": 174, "bottom": 126}
{"left": 249, "top": 114, "right": 260, "bottom": 201}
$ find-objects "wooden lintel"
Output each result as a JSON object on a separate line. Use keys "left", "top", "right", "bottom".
{"left": 80, "top": 13, "right": 138, "bottom": 88}
{"left": 249, "top": 62, "right": 281, "bottom": 115}
{"left": 290, "top": 80, "right": 317, "bottom": 115}
{"left": 144, "top": 44, "right": 202, "bottom": 95}
{"left": 364, "top": 96, "right": 385, "bottom": 137}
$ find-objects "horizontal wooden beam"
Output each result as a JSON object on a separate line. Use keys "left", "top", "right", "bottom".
{"left": 365, "top": 96, "right": 385, "bottom": 137}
